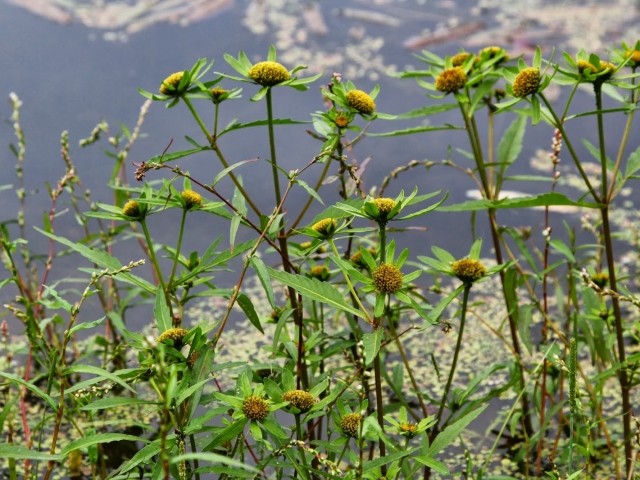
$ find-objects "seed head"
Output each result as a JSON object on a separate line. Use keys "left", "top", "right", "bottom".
{"left": 282, "top": 390, "right": 315, "bottom": 413}
{"left": 452, "top": 52, "right": 472, "bottom": 67}
{"left": 624, "top": 49, "right": 640, "bottom": 68}
{"left": 435, "top": 67, "right": 467, "bottom": 93}
{"left": 451, "top": 258, "right": 487, "bottom": 284}
{"left": 157, "top": 328, "right": 189, "bottom": 348}
{"left": 591, "top": 273, "right": 609, "bottom": 289}
{"left": 373, "top": 264, "right": 403, "bottom": 294}
{"left": 335, "top": 112, "right": 350, "bottom": 128}
{"left": 242, "top": 395, "right": 269, "bottom": 421}
{"left": 311, "top": 218, "right": 337, "bottom": 237}
{"left": 210, "top": 87, "right": 227, "bottom": 103}
{"left": 122, "top": 200, "right": 141, "bottom": 219}
{"left": 512, "top": 67, "right": 540, "bottom": 98}
{"left": 346, "top": 90, "right": 376, "bottom": 115}
{"left": 160, "top": 72, "right": 184, "bottom": 95}
{"left": 248, "top": 61, "right": 290, "bottom": 86}
{"left": 399, "top": 422, "right": 418, "bottom": 437}
{"left": 310, "top": 265, "right": 330, "bottom": 281}
{"left": 577, "top": 60, "right": 597, "bottom": 75}
{"left": 181, "top": 189, "right": 202, "bottom": 209}
{"left": 340, "top": 413, "right": 363, "bottom": 438}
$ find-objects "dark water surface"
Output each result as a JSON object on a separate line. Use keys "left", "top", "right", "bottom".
{"left": 1, "top": 0, "right": 639, "bottom": 330}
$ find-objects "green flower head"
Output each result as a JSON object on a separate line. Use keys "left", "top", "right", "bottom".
{"left": 157, "top": 328, "right": 189, "bottom": 349}
{"left": 248, "top": 61, "right": 291, "bottom": 86}
{"left": 311, "top": 218, "right": 337, "bottom": 238}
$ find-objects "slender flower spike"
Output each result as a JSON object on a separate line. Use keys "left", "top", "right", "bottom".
{"left": 160, "top": 72, "right": 184, "bottom": 96}
{"left": 248, "top": 61, "right": 291, "bottom": 86}
{"left": 311, "top": 218, "right": 338, "bottom": 238}
{"left": 346, "top": 90, "right": 376, "bottom": 115}
{"left": 281, "top": 390, "right": 315, "bottom": 413}
{"left": 157, "top": 328, "right": 189, "bottom": 349}
{"left": 242, "top": 395, "right": 269, "bottom": 421}
{"left": 181, "top": 189, "right": 203, "bottom": 209}
{"left": 435, "top": 67, "right": 467, "bottom": 93}
{"left": 372, "top": 263, "right": 403, "bottom": 294}
{"left": 512, "top": 67, "right": 540, "bottom": 98}
{"left": 451, "top": 258, "right": 487, "bottom": 284}
{"left": 340, "top": 413, "right": 363, "bottom": 438}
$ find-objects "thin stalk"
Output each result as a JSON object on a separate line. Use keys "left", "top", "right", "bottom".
{"left": 394, "top": 437, "right": 411, "bottom": 480}
{"left": 379, "top": 224, "right": 387, "bottom": 264}
{"left": 373, "top": 351, "right": 387, "bottom": 476}
{"left": 167, "top": 209, "right": 187, "bottom": 294}
{"left": 140, "top": 218, "right": 170, "bottom": 308}
{"left": 288, "top": 157, "right": 334, "bottom": 234}
{"left": 265, "top": 89, "right": 283, "bottom": 207}
{"left": 595, "top": 85, "right": 608, "bottom": 199}
{"left": 295, "top": 414, "right": 309, "bottom": 472}
{"left": 435, "top": 285, "right": 470, "bottom": 429}
{"left": 211, "top": 143, "right": 262, "bottom": 216}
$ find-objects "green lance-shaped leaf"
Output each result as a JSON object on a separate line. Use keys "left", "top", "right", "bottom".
{"left": 60, "top": 433, "right": 149, "bottom": 457}
{"left": 0, "top": 444, "right": 63, "bottom": 461}
{"left": 438, "top": 192, "right": 600, "bottom": 212}
{"left": 266, "top": 267, "right": 366, "bottom": 319}
{"left": 363, "top": 329, "right": 384, "bottom": 366}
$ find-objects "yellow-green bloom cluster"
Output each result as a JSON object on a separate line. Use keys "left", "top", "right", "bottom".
{"left": 157, "top": 328, "right": 189, "bottom": 348}
{"left": 181, "top": 189, "right": 202, "bottom": 209}
{"left": 399, "top": 422, "right": 418, "bottom": 437}
{"left": 512, "top": 67, "right": 540, "bottom": 98}
{"left": 346, "top": 90, "right": 376, "bottom": 115}
{"left": 577, "top": 59, "right": 597, "bottom": 75}
{"left": 591, "top": 272, "right": 609, "bottom": 289}
{"left": 122, "top": 200, "right": 141, "bottom": 218}
{"left": 310, "top": 265, "right": 330, "bottom": 281}
{"left": 625, "top": 49, "right": 640, "bottom": 68}
{"left": 248, "top": 61, "right": 290, "bottom": 86}
{"left": 281, "top": 390, "right": 315, "bottom": 413}
{"left": 451, "top": 258, "right": 486, "bottom": 284}
{"left": 335, "top": 112, "right": 350, "bottom": 128}
{"left": 479, "top": 46, "right": 509, "bottom": 62}
{"left": 160, "top": 72, "right": 184, "bottom": 96}
{"left": 452, "top": 52, "right": 472, "bottom": 67}
{"left": 210, "top": 87, "right": 227, "bottom": 103}
{"left": 340, "top": 413, "right": 363, "bottom": 438}
{"left": 373, "top": 198, "right": 396, "bottom": 215}
{"left": 242, "top": 395, "right": 269, "bottom": 421}
{"left": 372, "top": 264, "right": 403, "bottom": 294}
{"left": 435, "top": 67, "right": 467, "bottom": 93}
{"left": 311, "top": 218, "right": 337, "bottom": 237}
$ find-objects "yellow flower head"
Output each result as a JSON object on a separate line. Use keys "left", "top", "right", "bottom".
{"left": 494, "top": 88, "right": 506, "bottom": 100}
{"left": 592, "top": 273, "right": 609, "bottom": 289}
{"left": 479, "top": 46, "right": 509, "bottom": 62}
{"left": 451, "top": 258, "right": 487, "bottom": 284}
{"left": 157, "top": 328, "right": 189, "bottom": 348}
{"left": 598, "top": 61, "right": 616, "bottom": 82}
{"left": 624, "top": 49, "right": 640, "bottom": 68}
{"left": 311, "top": 218, "right": 337, "bottom": 237}
{"left": 350, "top": 248, "right": 376, "bottom": 267}
{"left": 281, "top": 390, "right": 315, "bottom": 413}
{"left": 210, "top": 87, "right": 227, "bottom": 103}
{"left": 373, "top": 264, "right": 403, "bottom": 294}
{"left": 181, "top": 189, "right": 203, "bottom": 209}
{"left": 122, "top": 200, "right": 141, "bottom": 219}
{"left": 335, "top": 112, "right": 350, "bottom": 128}
{"left": 435, "top": 67, "right": 467, "bottom": 93}
{"left": 452, "top": 52, "right": 472, "bottom": 67}
{"left": 310, "top": 265, "right": 330, "bottom": 281}
{"left": 346, "top": 90, "right": 376, "bottom": 115}
{"left": 373, "top": 198, "right": 397, "bottom": 215}
{"left": 160, "top": 72, "right": 184, "bottom": 96}
{"left": 512, "top": 67, "right": 540, "bottom": 98}
{"left": 340, "top": 413, "right": 363, "bottom": 438}
{"left": 242, "top": 395, "right": 269, "bottom": 421}
{"left": 400, "top": 422, "right": 418, "bottom": 437}
{"left": 577, "top": 59, "right": 597, "bottom": 75}
{"left": 248, "top": 61, "right": 290, "bottom": 86}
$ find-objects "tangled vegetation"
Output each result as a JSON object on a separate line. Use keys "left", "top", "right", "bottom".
{"left": 1, "top": 41, "right": 640, "bottom": 479}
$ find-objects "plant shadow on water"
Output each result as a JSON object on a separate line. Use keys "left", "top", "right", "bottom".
{"left": 1, "top": 1, "right": 640, "bottom": 479}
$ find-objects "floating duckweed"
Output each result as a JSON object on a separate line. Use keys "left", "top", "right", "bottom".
{"left": 312, "top": 218, "right": 337, "bottom": 237}
{"left": 181, "top": 189, "right": 202, "bottom": 209}
{"left": 248, "top": 61, "right": 290, "bottom": 86}
{"left": 512, "top": 67, "right": 540, "bottom": 98}
{"left": 242, "top": 395, "right": 269, "bottom": 421}
{"left": 281, "top": 390, "right": 315, "bottom": 412}
{"left": 157, "top": 328, "right": 189, "bottom": 348}
{"left": 160, "top": 72, "right": 184, "bottom": 95}
{"left": 451, "top": 258, "right": 487, "bottom": 284}
{"left": 122, "top": 200, "right": 141, "bottom": 218}
{"left": 335, "top": 112, "right": 350, "bottom": 128}
{"left": 435, "top": 67, "right": 467, "bottom": 93}
{"left": 400, "top": 422, "right": 418, "bottom": 437}
{"left": 340, "top": 413, "right": 363, "bottom": 438}
{"left": 592, "top": 273, "right": 610, "bottom": 289}
{"left": 310, "top": 265, "right": 330, "bottom": 281}
{"left": 452, "top": 52, "right": 471, "bottom": 67}
{"left": 346, "top": 90, "right": 376, "bottom": 115}
{"left": 624, "top": 49, "right": 640, "bottom": 68}
{"left": 373, "top": 264, "right": 403, "bottom": 294}
{"left": 577, "top": 59, "right": 597, "bottom": 75}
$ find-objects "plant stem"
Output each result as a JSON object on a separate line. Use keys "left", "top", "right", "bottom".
{"left": 435, "top": 284, "right": 470, "bottom": 429}
{"left": 140, "top": 218, "right": 171, "bottom": 309}
{"left": 373, "top": 348, "right": 387, "bottom": 476}
{"left": 379, "top": 224, "right": 387, "bottom": 264}
{"left": 595, "top": 85, "right": 608, "bottom": 199}
{"left": 167, "top": 209, "right": 187, "bottom": 298}
{"left": 266, "top": 88, "right": 283, "bottom": 207}
{"left": 295, "top": 414, "right": 309, "bottom": 471}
